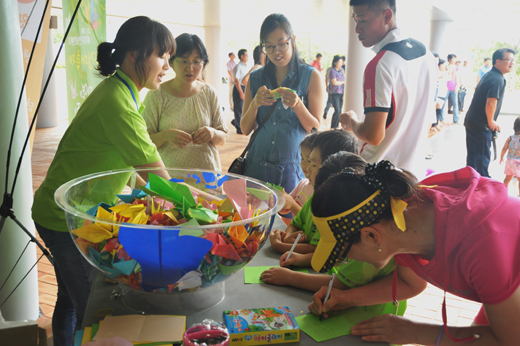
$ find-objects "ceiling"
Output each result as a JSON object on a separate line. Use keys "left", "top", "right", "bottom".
{"left": 51, "top": 0, "right": 454, "bottom": 34}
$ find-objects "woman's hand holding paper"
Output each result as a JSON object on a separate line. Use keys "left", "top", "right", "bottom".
{"left": 164, "top": 129, "right": 193, "bottom": 148}
{"left": 192, "top": 126, "right": 215, "bottom": 145}
{"left": 251, "top": 85, "right": 275, "bottom": 109}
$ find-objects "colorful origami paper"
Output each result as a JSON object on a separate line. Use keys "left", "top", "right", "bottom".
{"left": 206, "top": 233, "right": 241, "bottom": 261}
{"left": 223, "top": 179, "right": 251, "bottom": 220}
{"left": 116, "top": 188, "right": 142, "bottom": 203}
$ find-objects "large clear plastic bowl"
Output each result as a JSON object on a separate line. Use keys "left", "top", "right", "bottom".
{"left": 54, "top": 168, "right": 284, "bottom": 313}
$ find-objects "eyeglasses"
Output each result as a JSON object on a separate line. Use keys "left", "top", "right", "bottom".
{"left": 262, "top": 38, "right": 292, "bottom": 54}
{"left": 500, "top": 58, "right": 515, "bottom": 64}
{"left": 175, "top": 58, "right": 204, "bottom": 68}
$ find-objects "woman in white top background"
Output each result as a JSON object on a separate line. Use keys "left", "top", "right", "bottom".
{"left": 142, "top": 33, "right": 228, "bottom": 170}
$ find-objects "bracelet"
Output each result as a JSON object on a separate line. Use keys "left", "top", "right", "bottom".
{"left": 293, "top": 97, "right": 301, "bottom": 108}
{"left": 435, "top": 326, "right": 444, "bottom": 346}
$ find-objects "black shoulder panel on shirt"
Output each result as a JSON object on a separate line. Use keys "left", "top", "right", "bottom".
{"left": 381, "top": 38, "right": 426, "bottom": 61}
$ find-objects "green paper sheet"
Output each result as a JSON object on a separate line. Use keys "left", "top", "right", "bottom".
{"left": 244, "top": 266, "right": 308, "bottom": 284}
{"left": 178, "top": 218, "right": 204, "bottom": 237}
{"left": 296, "top": 304, "right": 399, "bottom": 342}
{"left": 148, "top": 174, "right": 196, "bottom": 208}
{"left": 246, "top": 187, "right": 271, "bottom": 201}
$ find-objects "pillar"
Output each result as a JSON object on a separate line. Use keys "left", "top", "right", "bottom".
{"left": 37, "top": 28, "right": 59, "bottom": 128}
{"left": 0, "top": 0, "right": 40, "bottom": 321}
{"left": 203, "top": 0, "right": 222, "bottom": 92}
{"left": 429, "top": 19, "right": 452, "bottom": 58}
{"left": 343, "top": 17, "right": 375, "bottom": 119}
{"left": 204, "top": 26, "right": 222, "bottom": 91}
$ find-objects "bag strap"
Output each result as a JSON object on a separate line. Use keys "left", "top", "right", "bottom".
{"left": 236, "top": 100, "right": 280, "bottom": 160}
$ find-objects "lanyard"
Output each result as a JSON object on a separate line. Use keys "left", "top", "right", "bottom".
{"left": 114, "top": 73, "right": 138, "bottom": 112}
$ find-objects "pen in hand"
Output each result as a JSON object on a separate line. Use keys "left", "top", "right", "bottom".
{"left": 319, "top": 273, "right": 335, "bottom": 322}
{"left": 285, "top": 232, "right": 302, "bottom": 262}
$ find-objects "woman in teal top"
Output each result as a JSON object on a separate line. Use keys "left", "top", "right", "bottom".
{"left": 31, "top": 17, "right": 175, "bottom": 346}
{"left": 241, "top": 13, "right": 325, "bottom": 193}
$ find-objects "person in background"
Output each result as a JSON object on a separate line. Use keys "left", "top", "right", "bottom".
{"left": 464, "top": 47, "right": 516, "bottom": 178}
{"left": 31, "top": 16, "right": 175, "bottom": 346}
{"left": 446, "top": 54, "right": 460, "bottom": 123}
{"left": 142, "top": 33, "right": 228, "bottom": 171}
{"left": 458, "top": 60, "right": 470, "bottom": 112}
{"left": 241, "top": 13, "right": 325, "bottom": 193}
{"left": 242, "top": 45, "right": 266, "bottom": 88}
{"left": 500, "top": 116, "right": 520, "bottom": 196}
{"left": 326, "top": 55, "right": 345, "bottom": 130}
{"left": 310, "top": 53, "right": 323, "bottom": 73}
{"left": 226, "top": 52, "right": 236, "bottom": 111}
{"left": 476, "top": 57, "right": 492, "bottom": 85}
{"left": 231, "top": 48, "right": 249, "bottom": 134}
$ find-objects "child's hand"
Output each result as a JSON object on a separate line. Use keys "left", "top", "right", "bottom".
{"left": 280, "top": 251, "right": 309, "bottom": 267}
{"left": 500, "top": 158, "right": 504, "bottom": 164}
{"left": 260, "top": 267, "right": 293, "bottom": 286}
{"left": 282, "top": 231, "right": 307, "bottom": 244}
{"left": 269, "top": 229, "right": 286, "bottom": 252}
{"left": 281, "top": 190, "right": 298, "bottom": 214}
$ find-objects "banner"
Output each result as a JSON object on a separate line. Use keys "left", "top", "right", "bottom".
{"left": 62, "top": 0, "right": 106, "bottom": 122}
{"left": 18, "top": 0, "right": 52, "bottom": 152}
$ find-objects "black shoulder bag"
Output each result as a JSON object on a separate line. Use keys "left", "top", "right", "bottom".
{"left": 228, "top": 100, "right": 280, "bottom": 174}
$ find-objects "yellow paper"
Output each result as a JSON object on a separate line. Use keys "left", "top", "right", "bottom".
{"left": 72, "top": 224, "right": 113, "bottom": 243}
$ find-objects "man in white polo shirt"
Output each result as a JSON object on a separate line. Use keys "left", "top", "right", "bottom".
{"left": 340, "top": 0, "right": 436, "bottom": 177}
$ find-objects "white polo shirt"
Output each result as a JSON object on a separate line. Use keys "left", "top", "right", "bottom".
{"left": 360, "top": 28, "right": 436, "bottom": 178}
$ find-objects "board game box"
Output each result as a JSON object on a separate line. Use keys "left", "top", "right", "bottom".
{"left": 223, "top": 307, "right": 300, "bottom": 345}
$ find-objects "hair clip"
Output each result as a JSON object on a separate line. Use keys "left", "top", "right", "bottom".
{"left": 341, "top": 167, "right": 355, "bottom": 175}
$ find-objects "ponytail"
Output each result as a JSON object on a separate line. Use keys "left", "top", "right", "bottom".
{"left": 96, "top": 42, "right": 118, "bottom": 77}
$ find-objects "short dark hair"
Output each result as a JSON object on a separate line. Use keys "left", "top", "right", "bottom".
{"left": 229, "top": 52, "right": 234, "bottom": 58}
{"left": 438, "top": 59, "right": 446, "bottom": 67}
{"left": 433, "top": 52, "right": 439, "bottom": 58}
{"left": 172, "top": 33, "right": 209, "bottom": 67}
{"left": 238, "top": 49, "right": 247, "bottom": 60}
{"left": 314, "top": 152, "right": 367, "bottom": 191}
{"left": 300, "top": 129, "right": 319, "bottom": 151}
{"left": 332, "top": 55, "right": 343, "bottom": 68}
{"left": 514, "top": 116, "right": 520, "bottom": 133}
{"left": 484, "top": 57, "right": 491, "bottom": 62}
{"left": 447, "top": 54, "right": 457, "bottom": 62}
{"left": 349, "top": 0, "right": 396, "bottom": 15}
{"left": 492, "top": 48, "right": 516, "bottom": 66}
{"left": 316, "top": 53, "right": 322, "bottom": 58}
{"left": 311, "top": 130, "right": 359, "bottom": 164}
{"left": 96, "top": 16, "right": 176, "bottom": 79}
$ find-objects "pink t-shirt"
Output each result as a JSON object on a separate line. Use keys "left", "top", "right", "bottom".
{"left": 289, "top": 179, "right": 314, "bottom": 208}
{"left": 396, "top": 167, "right": 520, "bottom": 308}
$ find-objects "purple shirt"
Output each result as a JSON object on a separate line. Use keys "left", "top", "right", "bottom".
{"left": 328, "top": 68, "right": 345, "bottom": 94}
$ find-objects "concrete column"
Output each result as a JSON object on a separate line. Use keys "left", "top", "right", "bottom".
{"left": 204, "top": 26, "right": 222, "bottom": 92}
{"left": 37, "top": 29, "right": 58, "bottom": 128}
{"left": 0, "top": 0, "right": 39, "bottom": 321}
{"left": 343, "top": 17, "right": 375, "bottom": 119}
{"left": 429, "top": 19, "right": 452, "bottom": 57}
{"left": 203, "top": 0, "right": 222, "bottom": 92}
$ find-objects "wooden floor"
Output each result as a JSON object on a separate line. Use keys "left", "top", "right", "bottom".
{"left": 32, "top": 109, "right": 482, "bottom": 344}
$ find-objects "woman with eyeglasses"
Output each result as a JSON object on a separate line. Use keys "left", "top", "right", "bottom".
{"left": 308, "top": 161, "right": 520, "bottom": 346}
{"left": 142, "top": 33, "right": 228, "bottom": 170}
{"left": 240, "top": 13, "right": 326, "bottom": 193}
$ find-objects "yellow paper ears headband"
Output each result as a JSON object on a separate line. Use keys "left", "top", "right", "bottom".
{"left": 311, "top": 161, "right": 408, "bottom": 273}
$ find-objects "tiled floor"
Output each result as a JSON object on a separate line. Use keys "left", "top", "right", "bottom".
{"left": 32, "top": 109, "right": 487, "bottom": 345}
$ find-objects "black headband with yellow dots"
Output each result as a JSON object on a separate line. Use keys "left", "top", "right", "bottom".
{"left": 311, "top": 190, "right": 407, "bottom": 274}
